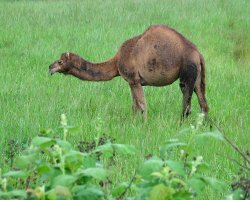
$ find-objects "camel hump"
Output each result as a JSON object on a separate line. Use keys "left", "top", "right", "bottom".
{"left": 130, "top": 25, "right": 198, "bottom": 65}
{"left": 143, "top": 24, "right": 197, "bottom": 51}
{"left": 117, "top": 25, "right": 202, "bottom": 85}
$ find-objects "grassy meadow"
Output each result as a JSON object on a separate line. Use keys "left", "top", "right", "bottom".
{"left": 0, "top": 0, "right": 249, "bottom": 199}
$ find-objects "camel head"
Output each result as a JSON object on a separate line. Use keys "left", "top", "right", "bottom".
{"left": 49, "top": 52, "right": 75, "bottom": 75}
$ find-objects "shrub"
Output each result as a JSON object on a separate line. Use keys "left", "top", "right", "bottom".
{"left": 0, "top": 114, "right": 248, "bottom": 199}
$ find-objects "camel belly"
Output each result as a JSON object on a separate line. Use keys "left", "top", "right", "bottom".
{"left": 139, "top": 66, "right": 180, "bottom": 86}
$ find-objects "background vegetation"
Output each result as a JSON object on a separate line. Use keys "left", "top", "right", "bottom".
{"left": 0, "top": 0, "right": 249, "bottom": 199}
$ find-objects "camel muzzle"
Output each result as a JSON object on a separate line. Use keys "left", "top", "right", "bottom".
{"left": 49, "top": 63, "right": 60, "bottom": 75}
{"left": 49, "top": 69, "right": 54, "bottom": 75}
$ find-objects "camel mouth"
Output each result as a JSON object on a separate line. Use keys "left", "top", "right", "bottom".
{"left": 49, "top": 64, "right": 61, "bottom": 75}
{"left": 49, "top": 68, "right": 54, "bottom": 75}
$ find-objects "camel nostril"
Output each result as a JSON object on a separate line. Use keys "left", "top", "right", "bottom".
{"left": 49, "top": 67, "right": 55, "bottom": 75}
{"left": 50, "top": 70, "right": 54, "bottom": 75}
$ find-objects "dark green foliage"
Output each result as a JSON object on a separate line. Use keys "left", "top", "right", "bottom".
{"left": 0, "top": 114, "right": 249, "bottom": 199}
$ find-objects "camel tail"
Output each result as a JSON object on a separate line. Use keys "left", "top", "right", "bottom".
{"left": 200, "top": 54, "right": 206, "bottom": 95}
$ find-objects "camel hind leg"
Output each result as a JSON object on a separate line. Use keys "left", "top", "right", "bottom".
{"left": 179, "top": 64, "right": 197, "bottom": 118}
{"left": 194, "top": 73, "right": 209, "bottom": 115}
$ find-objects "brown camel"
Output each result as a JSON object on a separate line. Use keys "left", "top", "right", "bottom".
{"left": 49, "top": 25, "right": 209, "bottom": 118}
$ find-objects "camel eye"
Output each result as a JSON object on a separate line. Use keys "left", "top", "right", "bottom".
{"left": 58, "top": 60, "right": 64, "bottom": 65}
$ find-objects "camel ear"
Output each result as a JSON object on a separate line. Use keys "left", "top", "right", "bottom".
{"left": 61, "top": 52, "right": 71, "bottom": 60}
{"left": 66, "top": 52, "right": 70, "bottom": 59}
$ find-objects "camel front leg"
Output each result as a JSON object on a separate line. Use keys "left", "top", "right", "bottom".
{"left": 129, "top": 83, "right": 147, "bottom": 119}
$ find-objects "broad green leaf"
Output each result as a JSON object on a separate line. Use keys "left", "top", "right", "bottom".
{"left": 195, "top": 162, "right": 209, "bottom": 173}
{"left": 196, "top": 130, "right": 225, "bottom": 141}
{"left": 149, "top": 184, "right": 175, "bottom": 200}
{"left": 52, "top": 174, "right": 77, "bottom": 187}
{"left": 77, "top": 167, "right": 107, "bottom": 180}
{"left": 187, "top": 177, "right": 206, "bottom": 193}
{"left": 136, "top": 186, "right": 152, "bottom": 200}
{"left": 82, "top": 155, "right": 97, "bottom": 168}
{"left": 165, "top": 160, "right": 186, "bottom": 176}
{"left": 112, "top": 144, "right": 136, "bottom": 155}
{"left": 37, "top": 164, "right": 52, "bottom": 174}
{"left": 64, "top": 150, "right": 86, "bottom": 159}
{"left": 111, "top": 182, "right": 128, "bottom": 197}
{"left": 31, "top": 136, "right": 56, "bottom": 148}
{"left": 0, "top": 190, "right": 27, "bottom": 199}
{"left": 72, "top": 185, "right": 104, "bottom": 200}
{"left": 64, "top": 150, "right": 86, "bottom": 172}
{"left": 57, "top": 140, "right": 73, "bottom": 152}
{"left": 94, "top": 143, "right": 113, "bottom": 158}
{"left": 3, "top": 170, "right": 28, "bottom": 178}
{"left": 46, "top": 186, "right": 71, "bottom": 200}
{"left": 202, "top": 177, "right": 227, "bottom": 192}
{"left": 40, "top": 168, "right": 61, "bottom": 185}
{"left": 172, "top": 191, "right": 192, "bottom": 199}
{"left": 139, "top": 157, "right": 164, "bottom": 179}
{"left": 15, "top": 153, "right": 37, "bottom": 169}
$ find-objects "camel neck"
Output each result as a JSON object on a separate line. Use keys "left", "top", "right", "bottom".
{"left": 69, "top": 57, "right": 119, "bottom": 81}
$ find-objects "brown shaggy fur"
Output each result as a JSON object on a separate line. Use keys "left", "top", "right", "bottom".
{"left": 49, "top": 25, "right": 209, "bottom": 118}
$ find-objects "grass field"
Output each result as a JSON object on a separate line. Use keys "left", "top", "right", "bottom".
{"left": 0, "top": 0, "right": 249, "bottom": 199}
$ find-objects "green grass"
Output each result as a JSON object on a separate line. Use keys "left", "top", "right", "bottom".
{"left": 0, "top": 0, "right": 249, "bottom": 199}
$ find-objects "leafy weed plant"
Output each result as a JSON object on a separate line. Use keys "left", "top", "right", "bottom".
{"left": 2, "top": 114, "right": 248, "bottom": 199}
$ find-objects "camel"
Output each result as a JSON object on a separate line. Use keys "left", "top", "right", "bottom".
{"left": 49, "top": 25, "right": 209, "bottom": 118}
